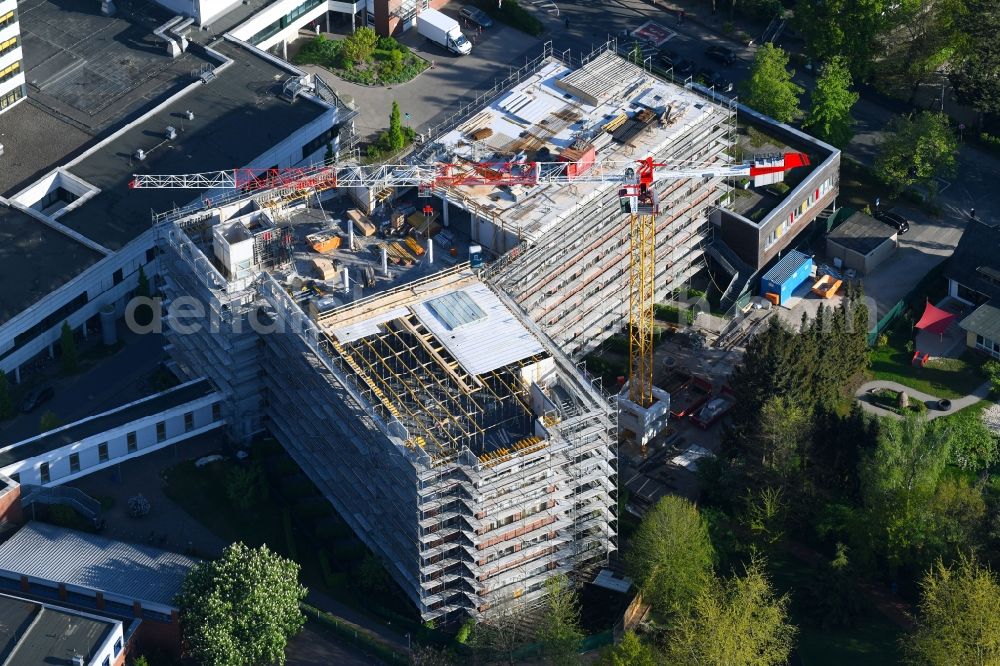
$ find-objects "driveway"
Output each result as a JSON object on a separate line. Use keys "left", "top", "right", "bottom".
{"left": 0, "top": 330, "right": 166, "bottom": 447}
{"left": 294, "top": 9, "right": 542, "bottom": 142}
{"left": 855, "top": 379, "right": 991, "bottom": 419}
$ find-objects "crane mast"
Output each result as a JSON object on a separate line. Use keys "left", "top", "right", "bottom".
{"left": 132, "top": 152, "right": 810, "bottom": 416}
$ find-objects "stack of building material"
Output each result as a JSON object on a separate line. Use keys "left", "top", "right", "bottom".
{"left": 307, "top": 231, "right": 341, "bottom": 253}
{"left": 347, "top": 209, "right": 376, "bottom": 236}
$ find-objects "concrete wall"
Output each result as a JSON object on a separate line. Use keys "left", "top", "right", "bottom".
{"left": 0, "top": 382, "right": 222, "bottom": 486}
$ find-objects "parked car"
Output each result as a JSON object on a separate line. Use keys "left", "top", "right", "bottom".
{"left": 657, "top": 49, "right": 694, "bottom": 76}
{"left": 705, "top": 45, "right": 738, "bottom": 66}
{"left": 459, "top": 6, "right": 494, "bottom": 29}
{"left": 874, "top": 209, "right": 910, "bottom": 234}
{"left": 18, "top": 386, "right": 54, "bottom": 414}
{"left": 694, "top": 67, "right": 731, "bottom": 91}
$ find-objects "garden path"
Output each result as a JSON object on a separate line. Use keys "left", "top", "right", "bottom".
{"left": 854, "top": 379, "right": 991, "bottom": 419}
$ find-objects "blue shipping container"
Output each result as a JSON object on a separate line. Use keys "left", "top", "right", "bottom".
{"left": 760, "top": 250, "right": 813, "bottom": 305}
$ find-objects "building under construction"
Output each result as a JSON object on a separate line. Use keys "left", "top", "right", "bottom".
{"left": 150, "top": 42, "right": 839, "bottom": 623}
{"left": 157, "top": 192, "right": 617, "bottom": 621}
{"left": 399, "top": 45, "right": 838, "bottom": 357}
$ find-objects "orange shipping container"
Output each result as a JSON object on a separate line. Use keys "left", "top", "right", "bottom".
{"left": 307, "top": 232, "right": 341, "bottom": 253}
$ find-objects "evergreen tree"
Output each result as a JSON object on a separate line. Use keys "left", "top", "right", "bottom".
{"left": 60, "top": 321, "right": 78, "bottom": 375}
{"left": 741, "top": 43, "right": 803, "bottom": 123}
{"left": 388, "top": 101, "right": 405, "bottom": 152}
{"left": 0, "top": 372, "right": 12, "bottom": 420}
{"left": 601, "top": 631, "right": 658, "bottom": 666}
{"left": 804, "top": 56, "right": 858, "bottom": 148}
{"left": 136, "top": 265, "right": 151, "bottom": 299}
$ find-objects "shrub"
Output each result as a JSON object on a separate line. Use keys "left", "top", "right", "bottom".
{"left": 342, "top": 26, "right": 378, "bottom": 64}
{"left": 376, "top": 35, "right": 398, "bottom": 50}
{"left": 128, "top": 494, "right": 151, "bottom": 518}
{"left": 877, "top": 333, "right": 889, "bottom": 348}
{"left": 984, "top": 360, "right": 1000, "bottom": 395}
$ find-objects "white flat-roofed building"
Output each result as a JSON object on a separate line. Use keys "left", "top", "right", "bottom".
{"left": 0, "top": 0, "right": 26, "bottom": 114}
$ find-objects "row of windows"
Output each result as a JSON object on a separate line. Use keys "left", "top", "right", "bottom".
{"left": 16, "top": 406, "right": 217, "bottom": 484}
{"left": 0, "top": 10, "right": 16, "bottom": 30}
{"left": 0, "top": 83, "right": 21, "bottom": 110}
{"left": 976, "top": 335, "right": 1000, "bottom": 359}
{"left": 248, "top": 0, "right": 323, "bottom": 45}
{"left": 0, "top": 60, "right": 19, "bottom": 83}
{"left": 1, "top": 247, "right": 157, "bottom": 364}
{"left": 0, "top": 35, "right": 17, "bottom": 56}
{"left": 765, "top": 176, "right": 834, "bottom": 249}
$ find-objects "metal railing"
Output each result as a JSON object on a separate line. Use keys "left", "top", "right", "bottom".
{"left": 20, "top": 484, "right": 103, "bottom": 525}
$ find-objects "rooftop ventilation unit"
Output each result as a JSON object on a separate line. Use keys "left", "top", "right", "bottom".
{"left": 165, "top": 126, "right": 177, "bottom": 140}
{"left": 134, "top": 148, "right": 146, "bottom": 161}
{"left": 185, "top": 110, "right": 195, "bottom": 120}
{"left": 71, "top": 655, "right": 85, "bottom": 666}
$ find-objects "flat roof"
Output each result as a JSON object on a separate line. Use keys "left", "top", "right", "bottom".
{"left": 828, "top": 211, "right": 896, "bottom": 255}
{"left": 0, "top": 205, "right": 105, "bottom": 327}
{"left": 762, "top": 249, "right": 811, "bottom": 285}
{"left": 0, "top": 595, "right": 38, "bottom": 663}
{"left": 0, "top": 378, "right": 214, "bottom": 466}
{"left": 1, "top": 0, "right": 218, "bottom": 196}
{"left": 432, "top": 51, "right": 727, "bottom": 241}
{"left": 0, "top": 522, "right": 199, "bottom": 608}
{"left": 4, "top": 601, "right": 115, "bottom": 666}
{"left": 54, "top": 38, "right": 330, "bottom": 251}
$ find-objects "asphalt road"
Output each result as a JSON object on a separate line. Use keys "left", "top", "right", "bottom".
{"left": 0, "top": 331, "right": 166, "bottom": 447}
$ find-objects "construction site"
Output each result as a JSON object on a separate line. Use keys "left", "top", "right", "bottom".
{"left": 134, "top": 42, "right": 822, "bottom": 624}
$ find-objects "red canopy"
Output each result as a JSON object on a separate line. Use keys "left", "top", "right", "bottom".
{"left": 914, "top": 299, "right": 958, "bottom": 335}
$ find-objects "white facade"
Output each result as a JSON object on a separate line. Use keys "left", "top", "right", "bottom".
{"left": 0, "top": 0, "right": 26, "bottom": 114}
{"left": 0, "top": 379, "right": 222, "bottom": 486}
{"left": 230, "top": 0, "right": 362, "bottom": 53}
{"left": 0, "top": 45, "right": 342, "bottom": 383}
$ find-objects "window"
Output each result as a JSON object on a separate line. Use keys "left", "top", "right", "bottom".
{"left": 0, "top": 10, "right": 16, "bottom": 30}
{"left": 0, "top": 36, "right": 18, "bottom": 57}
{"left": 127, "top": 431, "right": 137, "bottom": 453}
{"left": 39, "top": 463, "right": 50, "bottom": 484}
{"left": 98, "top": 442, "right": 109, "bottom": 463}
{"left": 0, "top": 85, "right": 23, "bottom": 111}
{"left": 0, "top": 61, "right": 20, "bottom": 84}
{"left": 146, "top": 247, "right": 157, "bottom": 263}
{"left": 103, "top": 657, "right": 110, "bottom": 666}
{"left": 114, "top": 637, "right": 122, "bottom": 656}
{"left": 156, "top": 421, "right": 166, "bottom": 443}
{"left": 184, "top": 412, "right": 194, "bottom": 433}
{"left": 212, "top": 403, "right": 222, "bottom": 422}
{"left": 302, "top": 124, "right": 340, "bottom": 160}
{"left": 976, "top": 335, "right": 1000, "bottom": 359}
{"left": 69, "top": 453, "right": 80, "bottom": 473}
{"left": 113, "top": 269, "right": 124, "bottom": 285}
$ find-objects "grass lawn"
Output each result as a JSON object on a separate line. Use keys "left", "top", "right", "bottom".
{"left": 870, "top": 320, "right": 986, "bottom": 399}
{"left": 769, "top": 553, "right": 903, "bottom": 666}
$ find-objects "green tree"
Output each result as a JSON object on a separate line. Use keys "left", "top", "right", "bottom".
{"left": 387, "top": 100, "right": 406, "bottom": 152}
{"left": 39, "top": 410, "right": 62, "bottom": 433}
{"left": 471, "top": 594, "right": 530, "bottom": 666}
{"left": 860, "top": 413, "right": 953, "bottom": 566}
{"left": 410, "top": 644, "right": 454, "bottom": 665}
{"left": 794, "top": 0, "right": 888, "bottom": 79}
{"left": 224, "top": 464, "right": 267, "bottom": 510}
{"left": 601, "top": 630, "right": 658, "bottom": 666}
{"left": 906, "top": 554, "right": 1000, "bottom": 665}
{"left": 537, "top": 574, "right": 583, "bottom": 665}
{"left": 666, "top": 556, "right": 796, "bottom": 666}
{"left": 60, "top": 321, "right": 78, "bottom": 375}
{"left": 0, "top": 372, "right": 12, "bottom": 420}
{"left": 136, "top": 265, "right": 151, "bottom": 299}
{"left": 802, "top": 543, "right": 864, "bottom": 629}
{"left": 626, "top": 496, "right": 715, "bottom": 622}
{"left": 874, "top": 111, "right": 958, "bottom": 194}
{"left": 757, "top": 396, "right": 810, "bottom": 482}
{"left": 878, "top": 0, "right": 963, "bottom": 103}
{"left": 177, "top": 542, "right": 307, "bottom": 666}
{"left": 341, "top": 26, "right": 378, "bottom": 64}
{"left": 132, "top": 657, "right": 150, "bottom": 666}
{"left": 742, "top": 43, "right": 803, "bottom": 123}
{"left": 356, "top": 553, "right": 389, "bottom": 593}
{"left": 949, "top": 0, "right": 1000, "bottom": 115}
{"left": 804, "top": 56, "right": 859, "bottom": 148}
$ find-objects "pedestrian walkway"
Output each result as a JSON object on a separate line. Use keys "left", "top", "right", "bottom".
{"left": 854, "top": 379, "right": 992, "bottom": 419}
